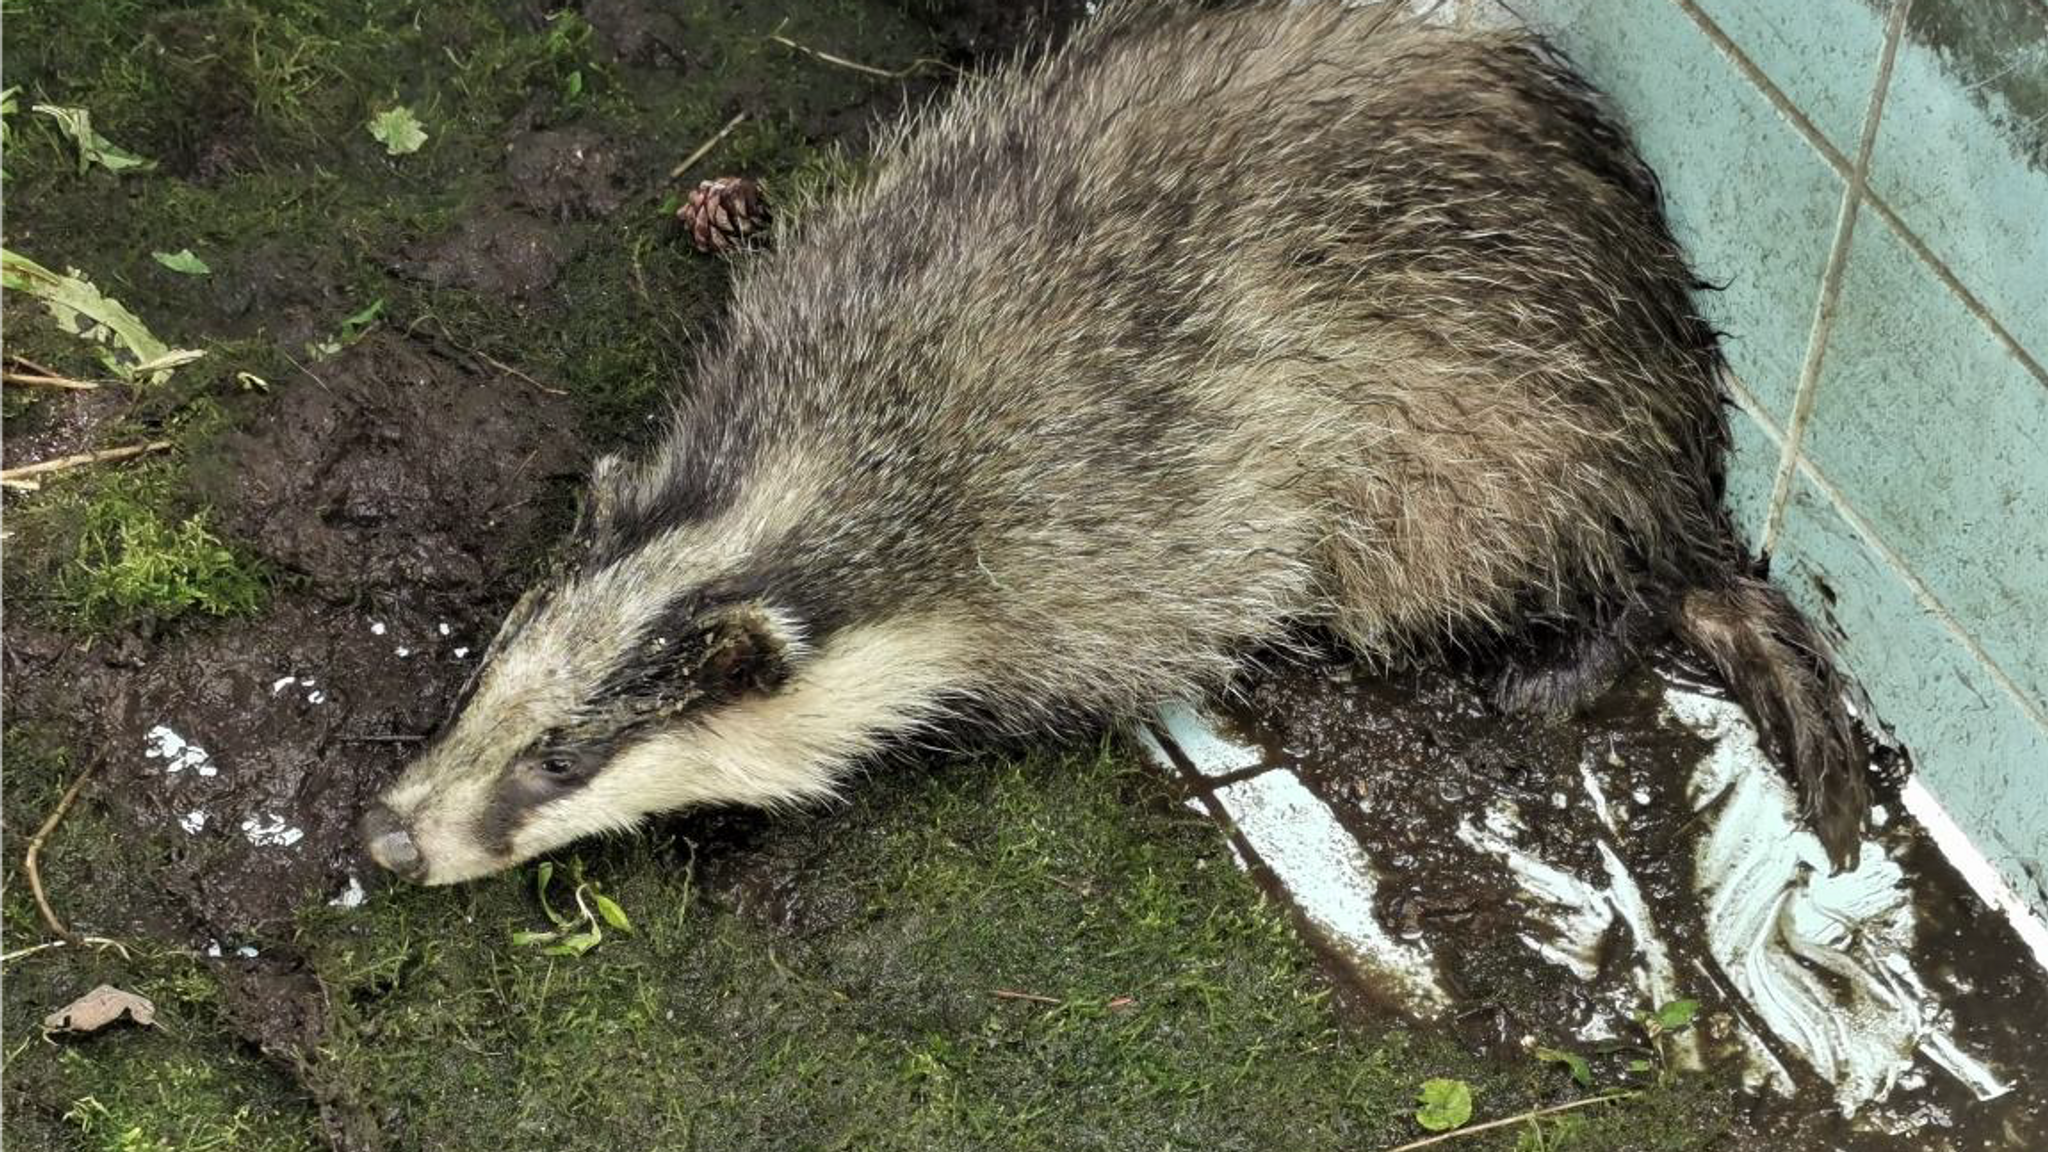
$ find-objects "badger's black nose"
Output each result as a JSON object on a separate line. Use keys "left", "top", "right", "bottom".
{"left": 361, "top": 803, "right": 425, "bottom": 882}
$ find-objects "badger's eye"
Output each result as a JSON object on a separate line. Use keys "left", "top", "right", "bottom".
{"left": 537, "top": 754, "right": 579, "bottom": 780}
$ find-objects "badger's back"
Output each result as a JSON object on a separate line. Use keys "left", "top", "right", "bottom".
{"left": 613, "top": 2, "right": 1732, "bottom": 718}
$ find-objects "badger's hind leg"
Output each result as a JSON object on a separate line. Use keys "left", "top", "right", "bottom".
{"left": 1491, "top": 596, "right": 1663, "bottom": 718}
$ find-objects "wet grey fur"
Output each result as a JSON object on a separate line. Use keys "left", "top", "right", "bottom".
{"left": 370, "top": 0, "right": 1870, "bottom": 884}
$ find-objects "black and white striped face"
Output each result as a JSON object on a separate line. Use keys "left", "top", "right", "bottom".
{"left": 360, "top": 552, "right": 819, "bottom": 884}
{"left": 360, "top": 448, "right": 975, "bottom": 885}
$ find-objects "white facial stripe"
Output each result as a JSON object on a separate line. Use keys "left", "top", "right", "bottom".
{"left": 508, "top": 613, "right": 979, "bottom": 858}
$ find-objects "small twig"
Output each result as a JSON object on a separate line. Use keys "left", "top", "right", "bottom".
{"left": 1381, "top": 1093, "right": 1639, "bottom": 1151}
{"left": 467, "top": 347, "right": 566, "bottom": 397}
{"left": 3, "top": 369, "right": 101, "bottom": 391}
{"left": 991, "top": 990, "right": 1064, "bottom": 1006}
{"left": 426, "top": 320, "right": 568, "bottom": 396}
{"left": 670, "top": 112, "right": 748, "bottom": 179}
{"left": 3, "top": 354, "right": 105, "bottom": 389}
{"left": 0, "top": 440, "right": 173, "bottom": 490}
{"left": 1, "top": 936, "right": 133, "bottom": 964}
{"left": 766, "top": 20, "right": 961, "bottom": 80}
{"left": 24, "top": 761, "right": 99, "bottom": 941}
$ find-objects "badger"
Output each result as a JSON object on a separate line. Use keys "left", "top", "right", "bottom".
{"left": 363, "top": 0, "right": 1871, "bottom": 886}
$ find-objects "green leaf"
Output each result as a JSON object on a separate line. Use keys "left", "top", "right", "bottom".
{"left": 1, "top": 248, "right": 200, "bottom": 383}
{"left": 564, "top": 70, "right": 584, "bottom": 98}
{"left": 590, "top": 891, "right": 632, "bottom": 933}
{"left": 32, "top": 104, "right": 155, "bottom": 174}
{"left": 339, "top": 299, "right": 385, "bottom": 339}
{"left": 1627, "top": 1058, "right": 1654, "bottom": 1074}
{"left": 368, "top": 106, "right": 427, "bottom": 155}
{"left": 151, "top": 249, "right": 211, "bottom": 276}
{"left": 0, "top": 84, "right": 19, "bottom": 178}
{"left": 1535, "top": 1046, "right": 1593, "bottom": 1089}
{"left": 510, "top": 930, "right": 560, "bottom": 947}
{"left": 1653, "top": 999, "right": 1701, "bottom": 1034}
{"left": 1414, "top": 1078, "right": 1473, "bottom": 1132}
{"left": 541, "top": 927, "right": 602, "bottom": 957}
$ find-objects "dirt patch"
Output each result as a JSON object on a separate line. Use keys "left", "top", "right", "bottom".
{"left": 505, "top": 127, "right": 634, "bottom": 220}
{"left": 581, "top": 0, "right": 690, "bottom": 68}
{"left": 1, "top": 386, "right": 137, "bottom": 466}
{"left": 393, "top": 211, "right": 585, "bottom": 302}
{"left": 203, "top": 334, "right": 581, "bottom": 598}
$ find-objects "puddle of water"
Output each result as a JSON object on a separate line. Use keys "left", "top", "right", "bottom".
{"left": 1140, "top": 654, "right": 2048, "bottom": 1148}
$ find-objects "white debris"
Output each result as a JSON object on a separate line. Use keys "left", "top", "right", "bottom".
{"left": 239, "top": 814, "right": 306, "bottom": 849}
{"left": 452, "top": 647, "right": 471, "bottom": 659}
{"left": 307, "top": 690, "right": 327, "bottom": 704}
{"left": 235, "top": 945, "right": 260, "bottom": 958}
{"left": 144, "top": 725, "right": 217, "bottom": 777}
{"left": 1214, "top": 771, "right": 1452, "bottom": 1015}
{"left": 395, "top": 647, "right": 412, "bottom": 658}
{"left": 437, "top": 622, "right": 451, "bottom": 636}
{"left": 329, "top": 874, "right": 369, "bottom": 909}
{"left": 1458, "top": 802, "right": 1613, "bottom": 982}
{"left": 1458, "top": 798, "right": 1700, "bottom": 1068}
{"left": 270, "top": 676, "right": 299, "bottom": 695}
{"left": 204, "top": 941, "right": 223, "bottom": 958}
{"left": 178, "top": 809, "right": 209, "bottom": 835}
{"left": 370, "top": 621, "right": 387, "bottom": 636}
{"left": 1666, "top": 688, "right": 2009, "bottom": 1113}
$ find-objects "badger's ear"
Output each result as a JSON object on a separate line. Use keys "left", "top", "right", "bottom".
{"left": 699, "top": 604, "right": 806, "bottom": 696}
{"left": 568, "top": 454, "right": 628, "bottom": 557}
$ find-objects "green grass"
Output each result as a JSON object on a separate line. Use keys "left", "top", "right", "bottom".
{"left": 60, "top": 475, "right": 270, "bottom": 627}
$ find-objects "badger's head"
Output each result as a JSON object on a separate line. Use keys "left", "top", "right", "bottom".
{"left": 360, "top": 454, "right": 920, "bottom": 885}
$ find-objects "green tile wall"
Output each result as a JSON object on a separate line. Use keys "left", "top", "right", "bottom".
{"left": 1488, "top": 0, "right": 2048, "bottom": 916}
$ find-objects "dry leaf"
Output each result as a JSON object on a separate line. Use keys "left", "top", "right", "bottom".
{"left": 42, "top": 984, "right": 156, "bottom": 1036}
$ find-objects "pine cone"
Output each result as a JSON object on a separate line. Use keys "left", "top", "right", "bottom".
{"left": 679, "top": 177, "right": 769, "bottom": 253}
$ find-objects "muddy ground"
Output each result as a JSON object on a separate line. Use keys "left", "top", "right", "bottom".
{"left": 0, "top": 2, "right": 2005, "bottom": 1150}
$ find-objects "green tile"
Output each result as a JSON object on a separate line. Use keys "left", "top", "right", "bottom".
{"left": 1510, "top": 0, "right": 1845, "bottom": 422}
{"left": 1688, "top": 0, "right": 1894, "bottom": 152}
{"left": 1867, "top": 0, "right": 2048, "bottom": 363}
{"left": 1771, "top": 472, "right": 2048, "bottom": 914}
{"left": 1801, "top": 219, "right": 2048, "bottom": 710}
{"left": 1724, "top": 400, "right": 1780, "bottom": 551}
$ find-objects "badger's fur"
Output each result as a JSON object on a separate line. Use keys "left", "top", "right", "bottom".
{"left": 364, "top": 0, "right": 1871, "bottom": 885}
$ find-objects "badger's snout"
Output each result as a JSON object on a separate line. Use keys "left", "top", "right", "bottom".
{"left": 361, "top": 803, "right": 426, "bottom": 882}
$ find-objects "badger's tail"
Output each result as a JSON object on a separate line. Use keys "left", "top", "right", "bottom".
{"left": 1672, "top": 576, "right": 1871, "bottom": 870}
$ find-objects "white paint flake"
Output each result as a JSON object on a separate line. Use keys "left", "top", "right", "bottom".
{"left": 452, "top": 647, "right": 471, "bottom": 659}
{"left": 271, "top": 676, "right": 299, "bottom": 695}
{"left": 239, "top": 814, "right": 306, "bottom": 849}
{"left": 370, "top": 621, "right": 387, "bottom": 636}
{"left": 395, "top": 647, "right": 412, "bottom": 658}
{"left": 329, "top": 874, "right": 369, "bottom": 909}
{"left": 437, "top": 622, "right": 451, "bottom": 636}
{"left": 178, "top": 809, "right": 209, "bottom": 834}
{"left": 144, "top": 725, "right": 218, "bottom": 777}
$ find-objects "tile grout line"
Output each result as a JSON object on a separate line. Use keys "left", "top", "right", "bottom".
{"left": 1759, "top": 0, "right": 1912, "bottom": 554}
{"left": 1671, "top": 0, "right": 2048, "bottom": 391}
{"left": 1722, "top": 374, "right": 2048, "bottom": 735}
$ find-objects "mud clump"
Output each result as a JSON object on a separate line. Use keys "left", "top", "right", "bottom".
{"left": 505, "top": 128, "right": 634, "bottom": 220}
{"left": 203, "top": 333, "right": 581, "bottom": 599}
{"left": 393, "top": 211, "right": 584, "bottom": 301}
{"left": 581, "top": 0, "right": 689, "bottom": 67}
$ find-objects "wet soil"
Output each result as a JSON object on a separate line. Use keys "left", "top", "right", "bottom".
{"left": 1175, "top": 651, "right": 2048, "bottom": 1150}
